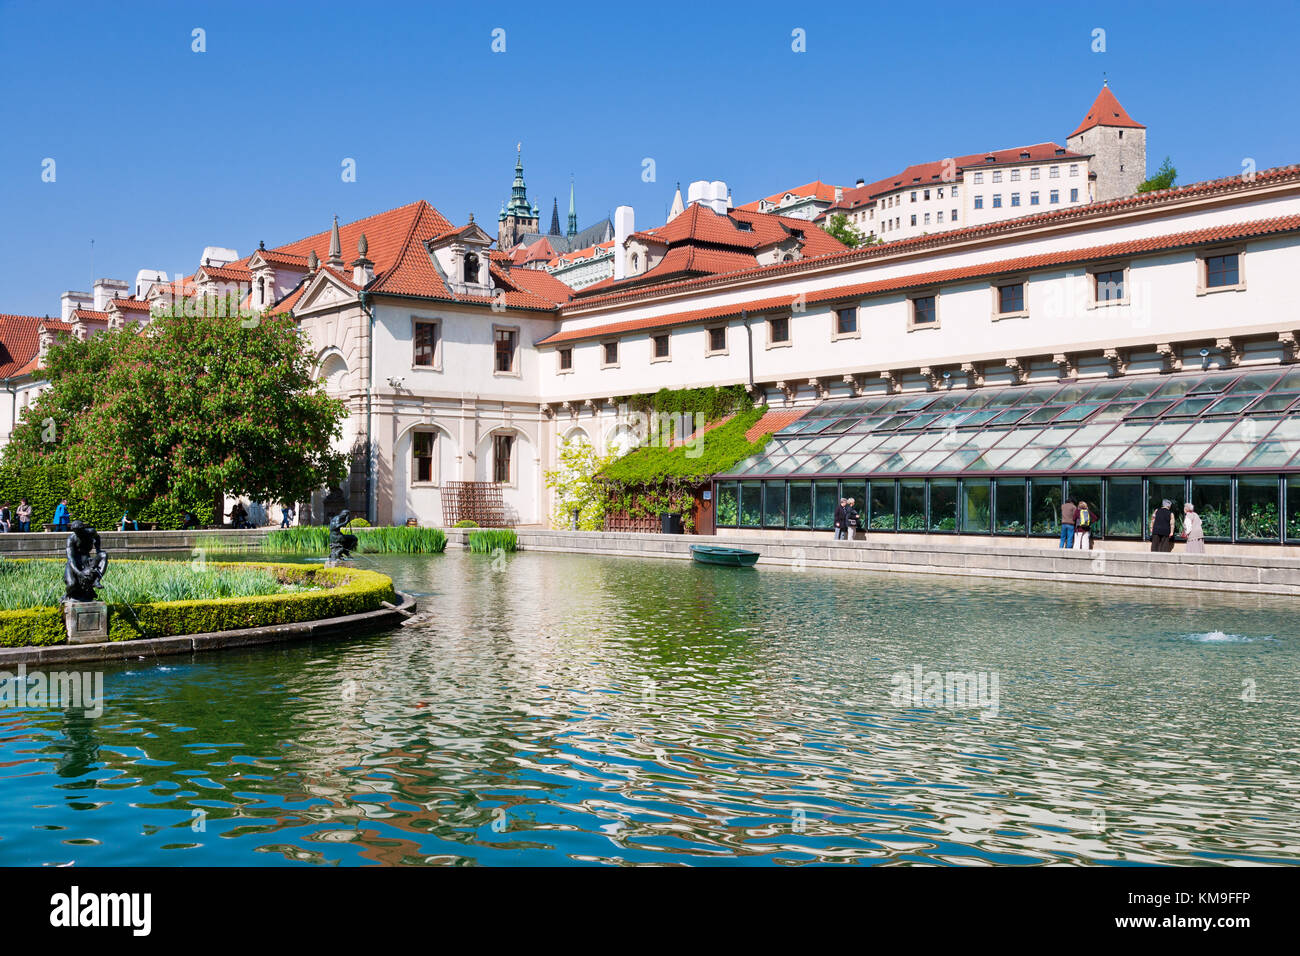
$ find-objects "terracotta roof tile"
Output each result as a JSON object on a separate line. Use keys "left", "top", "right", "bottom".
{"left": 1070, "top": 84, "right": 1144, "bottom": 138}
{"left": 0, "top": 313, "right": 43, "bottom": 378}
{"left": 737, "top": 180, "right": 841, "bottom": 212}
{"left": 110, "top": 297, "right": 150, "bottom": 312}
{"left": 199, "top": 263, "right": 253, "bottom": 282}
{"left": 745, "top": 407, "right": 809, "bottom": 443}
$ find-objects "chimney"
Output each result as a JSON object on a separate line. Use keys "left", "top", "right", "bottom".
{"left": 93, "top": 277, "right": 128, "bottom": 312}
{"left": 834, "top": 186, "right": 843, "bottom": 203}
{"left": 60, "top": 290, "right": 92, "bottom": 321}
{"left": 687, "top": 180, "right": 708, "bottom": 207}
{"left": 709, "top": 181, "right": 728, "bottom": 214}
{"left": 856, "top": 178, "right": 865, "bottom": 187}
{"left": 613, "top": 206, "right": 635, "bottom": 281}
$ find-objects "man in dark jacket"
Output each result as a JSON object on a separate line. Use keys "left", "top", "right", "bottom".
{"left": 833, "top": 498, "right": 847, "bottom": 540}
{"left": 1151, "top": 499, "right": 1176, "bottom": 552}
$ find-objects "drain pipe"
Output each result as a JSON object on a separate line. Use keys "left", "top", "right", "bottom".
{"left": 742, "top": 310, "right": 754, "bottom": 391}
{"left": 358, "top": 290, "right": 376, "bottom": 524}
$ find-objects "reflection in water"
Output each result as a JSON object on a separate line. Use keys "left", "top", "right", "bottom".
{"left": 2, "top": 550, "right": 1299, "bottom": 866}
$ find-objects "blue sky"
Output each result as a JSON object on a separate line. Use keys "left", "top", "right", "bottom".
{"left": 1, "top": 0, "right": 1297, "bottom": 317}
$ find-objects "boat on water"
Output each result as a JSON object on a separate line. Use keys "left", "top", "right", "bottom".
{"left": 689, "top": 545, "right": 760, "bottom": 567}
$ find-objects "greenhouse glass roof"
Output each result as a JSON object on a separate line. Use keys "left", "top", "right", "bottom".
{"left": 719, "top": 368, "right": 1300, "bottom": 479}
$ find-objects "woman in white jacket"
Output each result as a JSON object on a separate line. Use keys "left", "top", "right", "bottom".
{"left": 1182, "top": 502, "right": 1205, "bottom": 554}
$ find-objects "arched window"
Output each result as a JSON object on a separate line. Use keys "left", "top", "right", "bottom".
{"left": 464, "top": 252, "right": 480, "bottom": 283}
{"left": 257, "top": 277, "right": 265, "bottom": 305}
{"left": 631, "top": 253, "right": 639, "bottom": 271}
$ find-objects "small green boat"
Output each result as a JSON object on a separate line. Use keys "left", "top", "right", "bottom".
{"left": 690, "top": 545, "right": 760, "bottom": 567}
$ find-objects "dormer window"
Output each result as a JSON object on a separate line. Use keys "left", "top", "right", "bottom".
{"left": 464, "top": 252, "right": 480, "bottom": 284}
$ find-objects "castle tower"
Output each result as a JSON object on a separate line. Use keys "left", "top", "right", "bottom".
{"left": 497, "top": 144, "right": 540, "bottom": 252}
{"left": 1067, "top": 82, "right": 1146, "bottom": 201}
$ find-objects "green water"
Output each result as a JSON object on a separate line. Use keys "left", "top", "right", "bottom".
{"left": 1, "top": 549, "right": 1298, "bottom": 866}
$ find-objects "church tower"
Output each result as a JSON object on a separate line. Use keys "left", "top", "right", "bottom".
{"left": 497, "top": 145, "right": 540, "bottom": 252}
{"left": 1067, "top": 82, "right": 1146, "bottom": 201}
{"left": 567, "top": 177, "right": 578, "bottom": 239}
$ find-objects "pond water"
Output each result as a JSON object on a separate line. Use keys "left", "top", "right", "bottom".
{"left": 2, "top": 549, "right": 1298, "bottom": 866}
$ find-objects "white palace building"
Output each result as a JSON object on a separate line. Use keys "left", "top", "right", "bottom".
{"left": 5, "top": 87, "right": 1300, "bottom": 548}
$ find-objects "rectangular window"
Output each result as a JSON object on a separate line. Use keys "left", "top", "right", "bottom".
{"left": 1049, "top": 189, "right": 1060, "bottom": 204}
{"left": 1069, "top": 164, "right": 1079, "bottom": 176}
{"left": 910, "top": 191, "right": 917, "bottom": 202}
{"left": 936, "top": 210, "right": 944, "bottom": 223}
{"left": 910, "top": 214, "right": 917, "bottom": 226}
{"left": 1095, "top": 269, "right": 1125, "bottom": 302}
{"left": 974, "top": 196, "right": 984, "bottom": 209}
{"left": 1050, "top": 166, "right": 1060, "bottom": 178}
{"left": 952, "top": 185, "right": 959, "bottom": 197}
{"left": 413, "top": 432, "right": 435, "bottom": 483}
{"left": 923, "top": 212, "right": 931, "bottom": 224}
{"left": 1010, "top": 169, "right": 1021, "bottom": 182}
{"left": 997, "top": 282, "right": 1025, "bottom": 315}
{"left": 652, "top": 333, "right": 670, "bottom": 359}
{"left": 951, "top": 208, "right": 958, "bottom": 221}
{"left": 992, "top": 171, "right": 1003, "bottom": 183}
{"left": 1030, "top": 167, "right": 1041, "bottom": 180}
{"left": 973, "top": 172, "right": 984, "bottom": 184}
{"left": 493, "top": 434, "right": 513, "bottom": 483}
{"left": 1030, "top": 191, "right": 1040, "bottom": 205}
{"left": 1010, "top": 192, "right": 1020, "bottom": 207}
{"left": 923, "top": 189, "right": 930, "bottom": 200}
{"left": 937, "top": 187, "right": 944, "bottom": 198}
{"left": 708, "top": 326, "right": 727, "bottom": 353}
{"left": 602, "top": 340, "right": 619, "bottom": 366}
{"left": 558, "top": 346, "right": 572, "bottom": 371}
{"left": 1205, "top": 253, "right": 1240, "bottom": 288}
{"left": 1070, "top": 188, "right": 1079, "bottom": 202}
{"left": 494, "top": 328, "right": 518, "bottom": 373}
{"left": 413, "top": 321, "right": 439, "bottom": 367}
{"left": 992, "top": 194, "right": 1002, "bottom": 208}
{"left": 835, "top": 307, "right": 857, "bottom": 337}
{"left": 911, "top": 295, "right": 937, "bottom": 326}
{"left": 768, "top": 315, "right": 790, "bottom": 345}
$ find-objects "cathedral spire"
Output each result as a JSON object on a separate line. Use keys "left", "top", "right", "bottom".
{"left": 549, "top": 197, "right": 562, "bottom": 236}
{"left": 567, "top": 176, "right": 578, "bottom": 238}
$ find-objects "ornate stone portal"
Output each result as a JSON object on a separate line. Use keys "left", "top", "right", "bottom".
{"left": 63, "top": 521, "right": 109, "bottom": 644}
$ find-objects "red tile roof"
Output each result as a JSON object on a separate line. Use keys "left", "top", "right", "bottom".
{"left": 0, "top": 314, "right": 43, "bottom": 378}
{"left": 539, "top": 212, "right": 1300, "bottom": 346}
{"left": 566, "top": 164, "right": 1300, "bottom": 312}
{"left": 254, "top": 249, "right": 310, "bottom": 267}
{"left": 1070, "top": 84, "right": 1144, "bottom": 138}
{"left": 492, "top": 264, "right": 574, "bottom": 306}
{"left": 745, "top": 407, "right": 808, "bottom": 443}
{"left": 736, "top": 180, "right": 841, "bottom": 212}
{"left": 110, "top": 297, "right": 150, "bottom": 312}
{"left": 198, "top": 263, "right": 253, "bottom": 282}
{"left": 70, "top": 309, "right": 110, "bottom": 323}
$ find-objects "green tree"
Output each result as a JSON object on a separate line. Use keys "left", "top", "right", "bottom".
{"left": 821, "top": 212, "right": 868, "bottom": 248}
{"left": 5, "top": 301, "right": 348, "bottom": 516}
{"left": 1137, "top": 156, "right": 1177, "bottom": 193}
{"left": 545, "top": 436, "right": 620, "bottom": 530}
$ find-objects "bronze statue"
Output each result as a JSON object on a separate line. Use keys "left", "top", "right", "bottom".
{"left": 64, "top": 521, "right": 108, "bottom": 602}
{"left": 329, "top": 510, "right": 359, "bottom": 562}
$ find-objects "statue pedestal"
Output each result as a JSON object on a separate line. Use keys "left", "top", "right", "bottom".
{"left": 63, "top": 601, "right": 109, "bottom": 645}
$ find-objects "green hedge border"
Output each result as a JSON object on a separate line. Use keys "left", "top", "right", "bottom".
{"left": 0, "top": 561, "right": 396, "bottom": 648}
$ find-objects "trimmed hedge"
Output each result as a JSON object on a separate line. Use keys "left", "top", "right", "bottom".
{"left": 0, "top": 462, "right": 214, "bottom": 530}
{"left": 0, "top": 561, "right": 396, "bottom": 648}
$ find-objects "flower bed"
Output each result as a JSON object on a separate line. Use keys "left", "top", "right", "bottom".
{"left": 0, "top": 560, "right": 396, "bottom": 648}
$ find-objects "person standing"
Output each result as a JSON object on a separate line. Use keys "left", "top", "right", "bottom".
{"left": 1073, "top": 500, "right": 1093, "bottom": 550}
{"left": 1058, "top": 496, "right": 1078, "bottom": 548}
{"left": 0, "top": 503, "right": 10, "bottom": 533}
{"left": 1182, "top": 502, "right": 1205, "bottom": 554}
{"left": 845, "top": 498, "right": 859, "bottom": 542}
{"left": 1150, "top": 499, "right": 1176, "bottom": 552}
{"left": 16, "top": 499, "right": 32, "bottom": 533}
{"left": 281, "top": 503, "right": 294, "bottom": 529}
{"left": 53, "top": 499, "right": 70, "bottom": 532}
{"left": 833, "top": 497, "right": 847, "bottom": 540}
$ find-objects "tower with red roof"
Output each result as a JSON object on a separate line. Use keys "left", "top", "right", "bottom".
{"left": 1066, "top": 81, "right": 1147, "bottom": 201}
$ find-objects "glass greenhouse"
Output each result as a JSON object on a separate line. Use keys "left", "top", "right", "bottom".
{"left": 714, "top": 367, "right": 1300, "bottom": 543}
